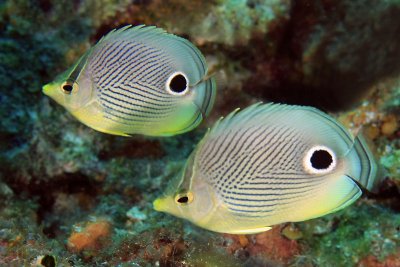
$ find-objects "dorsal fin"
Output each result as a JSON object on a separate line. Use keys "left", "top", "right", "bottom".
{"left": 92, "top": 25, "right": 208, "bottom": 84}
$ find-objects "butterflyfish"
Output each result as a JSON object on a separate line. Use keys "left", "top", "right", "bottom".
{"left": 154, "top": 103, "right": 378, "bottom": 234}
{"left": 43, "top": 25, "right": 216, "bottom": 136}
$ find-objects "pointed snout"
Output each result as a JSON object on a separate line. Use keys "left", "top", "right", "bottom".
{"left": 42, "top": 83, "right": 52, "bottom": 96}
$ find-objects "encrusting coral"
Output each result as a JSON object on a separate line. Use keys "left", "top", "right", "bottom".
{"left": 0, "top": 0, "right": 399, "bottom": 266}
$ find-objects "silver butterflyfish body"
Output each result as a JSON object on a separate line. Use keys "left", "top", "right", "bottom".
{"left": 154, "top": 103, "right": 379, "bottom": 234}
{"left": 43, "top": 25, "right": 216, "bottom": 137}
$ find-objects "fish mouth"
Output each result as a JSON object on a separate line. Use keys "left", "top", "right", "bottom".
{"left": 42, "top": 84, "right": 52, "bottom": 96}
{"left": 153, "top": 198, "right": 164, "bottom": 211}
{"left": 153, "top": 196, "right": 187, "bottom": 221}
{"left": 153, "top": 197, "right": 174, "bottom": 214}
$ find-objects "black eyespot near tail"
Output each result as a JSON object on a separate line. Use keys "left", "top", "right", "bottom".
{"left": 169, "top": 73, "right": 187, "bottom": 93}
{"left": 310, "top": 149, "right": 333, "bottom": 170}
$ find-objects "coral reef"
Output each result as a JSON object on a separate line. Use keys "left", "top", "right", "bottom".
{"left": 0, "top": 0, "right": 399, "bottom": 266}
{"left": 300, "top": 202, "right": 400, "bottom": 266}
{"left": 241, "top": 0, "right": 400, "bottom": 111}
{"left": 225, "top": 225, "right": 301, "bottom": 265}
{"left": 67, "top": 219, "right": 112, "bottom": 254}
{"left": 98, "top": 0, "right": 290, "bottom": 46}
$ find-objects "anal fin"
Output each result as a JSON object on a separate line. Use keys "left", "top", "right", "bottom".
{"left": 229, "top": 226, "right": 272, "bottom": 235}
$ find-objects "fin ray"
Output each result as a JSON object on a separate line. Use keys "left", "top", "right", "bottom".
{"left": 93, "top": 25, "right": 208, "bottom": 84}
{"left": 345, "top": 134, "right": 378, "bottom": 192}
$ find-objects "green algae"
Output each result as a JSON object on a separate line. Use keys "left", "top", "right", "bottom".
{"left": 383, "top": 83, "right": 400, "bottom": 111}
{"left": 300, "top": 203, "right": 400, "bottom": 266}
{"left": 1, "top": 0, "right": 92, "bottom": 182}
{"left": 380, "top": 142, "right": 400, "bottom": 181}
{"left": 184, "top": 245, "right": 242, "bottom": 267}
{"left": 0, "top": 0, "right": 400, "bottom": 266}
{"left": 190, "top": 0, "right": 290, "bottom": 45}
{"left": 0, "top": 198, "right": 73, "bottom": 266}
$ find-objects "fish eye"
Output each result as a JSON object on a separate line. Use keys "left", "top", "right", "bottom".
{"left": 174, "top": 191, "right": 194, "bottom": 205}
{"left": 61, "top": 81, "right": 78, "bottom": 94}
{"left": 166, "top": 72, "right": 189, "bottom": 95}
{"left": 303, "top": 145, "right": 336, "bottom": 174}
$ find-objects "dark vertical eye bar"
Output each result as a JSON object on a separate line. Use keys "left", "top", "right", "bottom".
{"left": 178, "top": 151, "right": 196, "bottom": 191}
{"left": 67, "top": 51, "right": 91, "bottom": 83}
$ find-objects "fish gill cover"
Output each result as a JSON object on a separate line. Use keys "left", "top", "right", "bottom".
{"left": 0, "top": 0, "right": 399, "bottom": 266}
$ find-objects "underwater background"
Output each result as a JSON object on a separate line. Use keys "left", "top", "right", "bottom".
{"left": 0, "top": 0, "right": 399, "bottom": 266}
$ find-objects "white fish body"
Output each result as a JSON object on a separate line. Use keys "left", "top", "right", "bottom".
{"left": 154, "top": 103, "right": 378, "bottom": 234}
{"left": 43, "top": 25, "right": 216, "bottom": 136}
